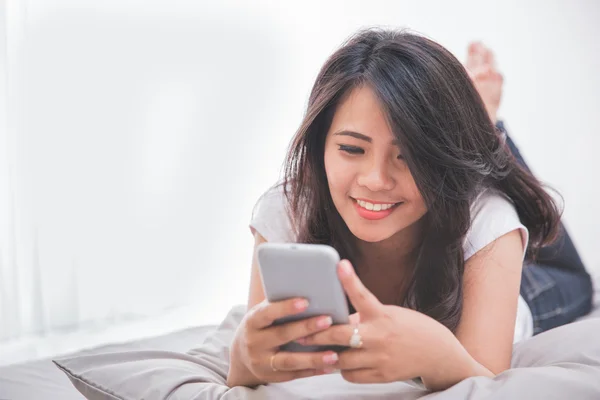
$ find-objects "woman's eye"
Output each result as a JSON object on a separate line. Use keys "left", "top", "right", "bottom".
{"left": 338, "top": 145, "right": 364, "bottom": 155}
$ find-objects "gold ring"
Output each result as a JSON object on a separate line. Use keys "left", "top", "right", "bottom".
{"left": 270, "top": 353, "right": 278, "bottom": 372}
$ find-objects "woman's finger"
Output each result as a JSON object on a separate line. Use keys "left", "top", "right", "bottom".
{"left": 338, "top": 260, "right": 382, "bottom": 318}
{"left": 348, "top": 312, "right": 360, "bottom": 325}
{"left": 273, "top": 368, "right": 332, "bottom": 382}
{"left": 336, "top": 348, "right": 374, "bottom": 370}
{"left": 303, "top": 324, "right": 358, "bottom": 347}
{"left": 269, "top": 350, "right": 340, "bottom": 372}
{"left": 264, "top": 314, "right": 334, "bottom": 347}
{"left": 248, "top": 297, "right": 308, "bottom": 330}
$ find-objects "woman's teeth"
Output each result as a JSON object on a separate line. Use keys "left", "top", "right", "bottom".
{"left": 356, "top": 199, "right": 397, "bottom": 211}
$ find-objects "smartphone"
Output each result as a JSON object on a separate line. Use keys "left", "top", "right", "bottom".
{"left": 257, "top": 242, "right": 350, "bottom": 353}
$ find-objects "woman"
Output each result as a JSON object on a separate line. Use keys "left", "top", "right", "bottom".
{"left": 227, "top": 29, "right": 593, "bottom": 391}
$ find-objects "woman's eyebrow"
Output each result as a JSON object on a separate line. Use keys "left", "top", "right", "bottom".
{"left": 333, "top": 130, "right": 372, "bottom": 142}
{"left": 333, "top": 130, "right": 401, "bottom": 146}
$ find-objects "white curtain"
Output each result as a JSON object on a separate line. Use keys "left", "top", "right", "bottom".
{"left": 0, "top": 0, "right": 10, "bottom": 341}
{"left": 0, "top": 0, "right": 32, "bottom": 343}
{"left": 0, "top": 0, "right": 295, "bottom": 344}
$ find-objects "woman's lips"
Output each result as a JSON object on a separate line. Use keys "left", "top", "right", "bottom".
{"left": 351, "top": 197, "right": 402, "bottom": 220}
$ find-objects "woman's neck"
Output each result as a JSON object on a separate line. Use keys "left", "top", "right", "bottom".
{"left": 350, "top": 219, "right": 424, "bottom": 306}
{"left": 355, "top": 218, "right": 424, "bottom": 270}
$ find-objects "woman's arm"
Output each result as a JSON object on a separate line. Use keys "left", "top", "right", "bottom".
{"left": 247, "top": 230, "right": 269, "bottom": 308}
{"left": 421, "top": 228, "right": 525, "bottom": 390}
{"left": 227, "top": 231, "right": 269, "bottom": 387}
{"left": 419, "top": 333, "right": 494, "bottom": 391}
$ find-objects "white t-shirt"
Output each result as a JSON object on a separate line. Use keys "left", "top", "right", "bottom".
{"left": 250, "top": 185, "right": 534, "bottom": 343}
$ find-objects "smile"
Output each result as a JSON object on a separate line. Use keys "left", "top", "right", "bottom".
{"left": 355, "top": 199, "right": 397, "bottom": 211}
{"left": 351, "top": 197, "right": 403, "bottom": 220}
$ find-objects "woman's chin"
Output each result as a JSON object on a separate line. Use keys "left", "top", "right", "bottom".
{"left": 348, "top": 226, "right": 393, "bottom": 243}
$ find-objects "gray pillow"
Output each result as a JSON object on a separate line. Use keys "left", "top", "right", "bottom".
{"left": 54, "top": 305, "right": 600, "bottom": 400}
{"left": 53, "top": 306, "right": 244, "bottom": 400}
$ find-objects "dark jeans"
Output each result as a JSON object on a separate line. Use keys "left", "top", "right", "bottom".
{"left": 497, "top": 121, "right": 594, "bottom": 334}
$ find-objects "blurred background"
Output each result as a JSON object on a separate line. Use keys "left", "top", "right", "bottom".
{"left": 0, "top": 0, "right": 598, "bottom": 366}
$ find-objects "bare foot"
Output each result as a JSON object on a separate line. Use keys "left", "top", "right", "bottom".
{"left": 465, "top": 42, "right": 503, "bottom": 123}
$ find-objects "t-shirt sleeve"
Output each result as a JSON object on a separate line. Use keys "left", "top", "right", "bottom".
{"left": 249, "top": 185, "right": 296, "bottom": 243}
{"left": 463, "top": 190, "right": 530, "bottom": 261}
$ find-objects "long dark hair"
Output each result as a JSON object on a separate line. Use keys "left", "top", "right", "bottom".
{"left": 282, "top": 28, "right": 561, "bottom": 332}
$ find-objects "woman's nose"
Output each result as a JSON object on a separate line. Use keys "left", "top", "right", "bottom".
{"left": 356, "top": 161, "right": 395, "bottom": 192}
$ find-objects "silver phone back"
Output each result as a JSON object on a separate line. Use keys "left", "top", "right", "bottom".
{"left": 257, "top": 243, "right": 350, "bottom": 352}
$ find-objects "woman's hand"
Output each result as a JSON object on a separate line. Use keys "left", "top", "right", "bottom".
{"left": 227, "top": 297, "right": 346, "bottom": 387}
{"left": 299, "top": 259, "right": 462, "bottom": 384}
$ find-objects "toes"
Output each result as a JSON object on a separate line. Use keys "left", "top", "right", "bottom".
{"left": 472, "top": 64, "right": 494, "bottom": 79}
{"left": 468, "top": 41, "right": 484, "bottom": 54}
{"left": 468, "top": 42, "right": 497, "bottom": 68}
{"left": 483, "top": 47, "right": 496, "bottom": 67}
{"left": 468, "top": 42, "right": 481, "bottom": 54}
{"left": 466, "top": 42, "right": 486, "bottom": 69}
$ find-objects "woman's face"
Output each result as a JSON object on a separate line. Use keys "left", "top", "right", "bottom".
{"left": 324, "top": 85, "right": 427, "bottom": 243}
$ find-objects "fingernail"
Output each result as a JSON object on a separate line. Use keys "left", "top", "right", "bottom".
{"left": 340, "top": 260, "right": 352, "bottom": 277}
{"left": 323, "top": 353, "right": 338, "bottom": 364}
{"left": 317, "top": 316, "right": 332, "bottom": 329}
{"left": 295, "top": 299, "right": 309, "bottom": 310}
{"left": 323, "top": 367, "right": 336, "bottom": 373}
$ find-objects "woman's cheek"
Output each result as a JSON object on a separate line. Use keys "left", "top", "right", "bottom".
{"left": 326, "top": 153, "right": 351, "bottom": 185}
{"left": 331, "top": 163, "right": 356, "bottom": 193}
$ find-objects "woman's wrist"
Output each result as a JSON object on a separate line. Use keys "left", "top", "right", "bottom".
{"left": 226, "top": 338, "right": 264, "bottom": 388}
{"left": 226, "top": 366, "right": 262, "bottom": 388}
{"left": 419, "top": 330, "right": 494, "bottom": 391}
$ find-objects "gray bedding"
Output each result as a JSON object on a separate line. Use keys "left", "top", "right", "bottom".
{"left": 0, "top": 325, "right": 216, "bottom": 400}
{"left": 1, "top": 304, "right": 600, "bottom": 400}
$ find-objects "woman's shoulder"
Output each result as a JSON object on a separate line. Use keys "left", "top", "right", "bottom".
{"left": 470, "top": 187, "right": 515, "bottom": 217}
{"left": 463, "top": 187, "right": 529, "bottom": 261}
{"left": 253, "top": 183, "right": 285, "bottom": 209}
{"left": 249, "top": 183, "right": 296, "bottom": 242}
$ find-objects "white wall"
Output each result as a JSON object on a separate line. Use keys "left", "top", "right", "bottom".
{"left": 1, "top": 0, "right": 599, "bottom": 360}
